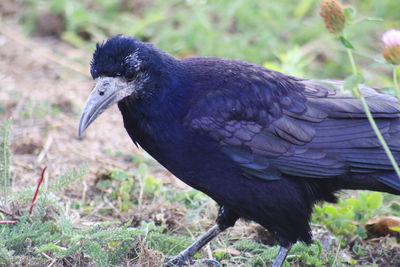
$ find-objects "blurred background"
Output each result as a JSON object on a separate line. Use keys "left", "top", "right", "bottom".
{"left": 2, "top": 0, "right": 399, "bottom": 81}
{"left": 1, "top": 0, "right": 400, "bottom": 266}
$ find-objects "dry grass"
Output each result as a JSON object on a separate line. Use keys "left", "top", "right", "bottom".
{"left": 0, "top": 23, "right": 173, "bottom": 220}
{"left": 1, "top": 22, "right": 400, "bottom": 267}
{"left": 0, "top": 22, "right": 220, "bottom": 266}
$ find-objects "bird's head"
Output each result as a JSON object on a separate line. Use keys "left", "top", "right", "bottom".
{"left": 79, "top": 35, "right": 160, "bottom": 136}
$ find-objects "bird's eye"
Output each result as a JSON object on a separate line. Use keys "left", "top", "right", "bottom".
{"left": 98, "top": 82, "right": 109, "bottom": 96}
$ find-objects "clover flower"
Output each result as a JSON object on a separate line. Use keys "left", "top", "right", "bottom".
{"left": 382, "top": 29, "right": 400, "bottom": 65}
{"left": 320, "top": 0, "right": 346, "bottom": 35}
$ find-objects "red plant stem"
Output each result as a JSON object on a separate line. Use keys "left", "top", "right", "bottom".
{"left": 0, "top": 220, "right": 17, "bottom": 224}
{"left": 29, "top": 166, "right": 47, "bottom": 216}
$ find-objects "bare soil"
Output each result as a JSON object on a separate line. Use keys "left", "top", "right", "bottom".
{"left": 1, "top": 22, "right": 400, "bottom": 267}
{"left": 0, "top": 23, "right": 185, "bottom": 222}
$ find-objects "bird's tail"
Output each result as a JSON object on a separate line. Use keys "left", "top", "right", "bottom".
{"left": 376, "top": 172, "right": 400, "bottom": 194}
{"left": 339, "top": 172, "right": 400, "bottom": 195}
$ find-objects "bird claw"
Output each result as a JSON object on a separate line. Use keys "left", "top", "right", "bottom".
{"left": 201, "top": 259, "right": 220, "bottom": 267}
{"left": 164, "top": 255, "right": 220, "bottom": 267}
{"left": 164, "top": 254, "right": 193, "bottom": 267}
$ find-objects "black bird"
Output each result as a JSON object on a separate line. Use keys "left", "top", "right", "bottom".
{"left": 79, "top": 35, "right": 400, "bottom": 267}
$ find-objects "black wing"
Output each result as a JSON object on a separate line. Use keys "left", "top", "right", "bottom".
{"left": 183, "top": 63, "right": 400, "bottom": 181}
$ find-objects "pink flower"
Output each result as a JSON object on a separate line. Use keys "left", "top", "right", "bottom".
{"left": 382, "top": 29, "right": 400, "bottom": 47}
{"left": 382, "top": 29, "right": 400, "bottom": 65}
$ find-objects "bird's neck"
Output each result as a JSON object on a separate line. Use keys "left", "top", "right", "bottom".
{"left": 118, "top": 58, "right": 188, "bottom": 151}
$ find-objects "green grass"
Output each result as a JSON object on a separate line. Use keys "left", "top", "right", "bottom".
{"left": 3, "top": 0, "right": 400, "bottom": 266}
{"left": 2, "top": 116, "right": 398, "bottom": 266}
{"left": 18, "top": 0, "right": 399, "bottom": 80}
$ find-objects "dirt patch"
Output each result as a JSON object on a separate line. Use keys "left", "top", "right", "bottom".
{"left": 349, "top": 237, "right": 400, "bottom": 266}
{"left": 1, "top": 21, "right": 400, "bottom": 267}
{"left": 0, "top": 0, "right": 19, "bottom": 16}
{"left": 0, "top": 24, "right": 178, "bottom": 215}
{"left": 12, "top": 139, "right": 42, "bottom": 155}
{"left": 36, "top": 12, "right": 64, "bottom": 37}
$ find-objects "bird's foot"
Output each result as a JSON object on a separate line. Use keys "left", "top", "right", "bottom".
{"left": 201, "top": 259, "right": 220, "bottom": 266}
{"left": 164, "top": 255, "right": 220, "bottom": 267}
{"left": 164, "top": 253, "right": 193, "bottom": 267}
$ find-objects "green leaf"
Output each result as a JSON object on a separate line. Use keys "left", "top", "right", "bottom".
{"left": 61, "top": 31, "right": 85, "bottom": 48}
{"left": 144, "top": 175, "right": 162, "bottom": 194}
{"left": 345, "top": 199, "right": 360, "bottom": 209}
{"left": 366, "top": 192, "right": 382, "bottom": 210}
{"left": 343, "top": 75, "right": 362, "bottom": 98}
{"left": 70, "top": 203, "right": 80, "bottom": 210}
{"left": 338, "top": 206, "right": 355, "bottom": 220}
{"left": 263, "top": 62, "right": 284, "bottom": 73}
{"left": 293, "top": 0, "right": 314, "bottom": 20}
{"left": 339, "top": 36, "right": 354, "bottom": 49}
{"left": 110, "top": 170, "right": 129, "bottom": 181}
{"left": 356, "top": 226, "right": 367, "bottom": 239}
{"left": 314, "top": 205, "right": 322, "bottom": 216}
{"left": 35, "top": 243, "right": 60, "bottom": 254}
{"left": 354, "top": 17, "right": 384, "bottom": 24}
{"left": 389, "top": 226, "right": 400, "bottom": 233}
{"left": 138, "top": 163, "right": 147, "bottom": 177}
{"left": 344, "top": 7, "right": 356, "bottom": 23}
{"left": 214, "top": 251, "right": 228, "bottom": 261}
{"left": 84, "top": 241, "right": 108, "bottom": 267}
{"left": 324, "top": 206, "right": 338, "bottom": 218}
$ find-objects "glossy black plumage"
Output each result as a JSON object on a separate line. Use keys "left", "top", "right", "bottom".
{"left": 82, "top": 36, "right": 400, "bottom": 265}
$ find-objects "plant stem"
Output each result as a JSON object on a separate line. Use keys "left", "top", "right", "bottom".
{"left": 1, "top": 120, "right": 11, "bottom": 206}
{"left": 394, "top": 66, "right": 400, "bottom": 101}
{"left": 359, "top": 96, "right": 400, "bottom": 178}
{"left": 347, "top": 48, "right": 357, "bottom": 75}
{"left": 29, "top": 166, "right": 47, "bottom": 216}
{"left": 345, "top": 47, "right": 400, "bottom": 178}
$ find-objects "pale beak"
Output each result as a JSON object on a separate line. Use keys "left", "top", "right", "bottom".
{"left": 79, "top": 76, "right": 135, "bottom": 136}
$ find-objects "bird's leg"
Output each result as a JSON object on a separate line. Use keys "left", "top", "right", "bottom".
{"left": 271, "top": 244, "right": 293, "bottom": 267}
{"left": 165, "top": 206, "right": 239, "bottom": 267}
{"left": 164, "top": 224, "right": 222, "bottom": 267}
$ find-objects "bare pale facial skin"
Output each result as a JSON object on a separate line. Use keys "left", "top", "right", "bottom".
{"left": 79, "top": 76, "right": 136, "bottom": 136}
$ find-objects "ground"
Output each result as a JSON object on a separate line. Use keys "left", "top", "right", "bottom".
{"left": 0, "top": 22, "right": 227, "bottom": 266}
{"left": 1, "top": 22, "right": 400, "bottom": 267}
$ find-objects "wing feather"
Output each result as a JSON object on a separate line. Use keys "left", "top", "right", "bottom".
{"left": 183, "top": 61, "right": 400, "bottom": 181}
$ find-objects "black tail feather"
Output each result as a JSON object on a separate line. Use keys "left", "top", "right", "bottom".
{"left": 338, "top": 172, "right": 400, "bottom": 195}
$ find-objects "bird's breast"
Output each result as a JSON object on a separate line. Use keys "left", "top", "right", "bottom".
{"left": 120, "top": 106, "right": 242, "bottom": 198}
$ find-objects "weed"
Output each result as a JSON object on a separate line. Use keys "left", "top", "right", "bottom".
{"left": 0, "top": 119, "right": 11, "bottom": 206}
